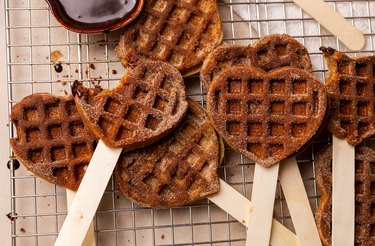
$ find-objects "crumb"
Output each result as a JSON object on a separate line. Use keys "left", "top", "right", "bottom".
{"left": 47, "top": 204, "right": 50, "bottom": 207}
{"left": 116, "top": 195, "right": 120, "bottom": 199}
{"left": 61, "top": 81, "right": 67, "bottom": 86}
{"left": 90, "top": 64, "right": 96, "bottom": 70}
{"left": 75, "top": 69, "right": 79, "bottom": 73}
{"left": 242, "top": 220, "right": 245, "bottom": 223}
{"left": 62, "top": 75, "right": 69, "bottom": 78}
{"left": 64, "top": 90, "right": 68, "bottom": 95}
{"left": 230, "top": 173, "right": 234, "bottom": 177}
{"left": 85, "top": 69, "right": 88, "bottom": 77}
{"left": 112, "top": 69, "right": 117, "bottom": 75}
{"left": 20, "top": 228, "right": 25, "bottom": 233}
{"left": 98, "top": 40, "right": 106, "bottom": 46}
{"left": 161, "top": 235, "right": 165, "bottom": 240}
{"left": 6, "top": 123, "right": 9, "bottom": 127}
{"left": 50, "top": 50, "right": 63, "bottom": 63}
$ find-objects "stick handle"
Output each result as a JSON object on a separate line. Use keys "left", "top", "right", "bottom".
{"left": 66, "top": 189, "right": 96, "bottom": 246}
{"left": 292, "top": 0, "right": 365, "bottom": 51}
{"left": 246, "top": 164, "right": 279, "bottom": 246}
{"left": 55, "top": 141, "right": 122, "bottom": 246}
{"left": 279, "top": 157, "right": 321, "bottom": 246}
{"left": 208, "top": 179, "right": 299, "bottom": 246}
{"left": 332, "top": 136, "right": 355, "bottom": 246}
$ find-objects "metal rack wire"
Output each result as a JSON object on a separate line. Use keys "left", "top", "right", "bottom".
{"left": 3, "top": 0, "right": 375, "bottom": 245}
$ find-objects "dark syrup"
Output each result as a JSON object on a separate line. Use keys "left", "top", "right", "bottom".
{"left": 52, "top": 0, "right": 138, "bottom": 29}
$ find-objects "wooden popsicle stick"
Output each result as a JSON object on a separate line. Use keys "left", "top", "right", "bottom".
{"left": 66, "top": 189, "right": 96, "bottom": 246}
{"left": 55, "top": 140, "right": 122, "bottom": 246}
{"left": 246, "top": 163, "right": 279, "bottom": 246}
{"left": 279, "top": 157, "right": 322, "bottom": 246}
{"left": 292, "top": 0, "right": 365, "bottom": 51}
{"left": 208, "top": 179, "right": 299, "bottom": 246}
{"left": 332, "top": 135, "right": 355, "bottom": 245}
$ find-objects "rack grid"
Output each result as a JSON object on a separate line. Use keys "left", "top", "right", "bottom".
{"left": 3, "top": 0, "right": 375, "bottom": 245}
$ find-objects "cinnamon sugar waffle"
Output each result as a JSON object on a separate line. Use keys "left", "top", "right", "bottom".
{"left": 73, "top": 59, "right": 188, "bottom": 149}
{"left": 115, "top": 0, "right": 223, "bottom": 76}
{"left": 10, "top": 94, "right": 98, "bottom": 191}
{"left": 315, "top": 145, "right": 375, "bottom": 246}
{"left": 116, "top": 99, "right": 220, "bottom": 208}
{"left": 321, "top": 47, "right": 375, "bottom": 146}
{"left": 206, "top": 66, "right": 327, "bottom": 167}
{"left": 200, "top": 34, "right": 312, "bottom": 88}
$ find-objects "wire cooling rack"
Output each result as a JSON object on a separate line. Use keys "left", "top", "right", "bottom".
{"left": 2, "top": 0, "right": 375, "bottom": 245}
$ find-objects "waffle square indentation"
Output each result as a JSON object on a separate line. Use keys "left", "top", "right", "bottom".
{"left": 247, "top": 122, "right": 263, "bottom": 137}
{"left": 24, "top": 107, "right": 39, "bottom": 121}
{"left": 115, "top": 126, "right": 134, "bottom": 141}
{"left": 153, "top": 0, "right": 167, "bottom": 12}
{"left": 124, "top": 106, "right": 141, "bottom": 123}
{"left": 185, "top": 152, "right": 198, "bottom": 165}
{"left": 72, "top": 143, "right": 89, "bottom": 158}
{"left": 358, "top": 122, "right": 371, "bottom": 137}
{"left": 271, "top": 101, "right": 285, "bottom": 115}
{"left": 337, "top": 60, "right": 350, "bottom": 75}
{"left": 292, "top": 79, "right": 307, "bottom": 94}
{"left": 292, "top": 123, "right": 307, "bottom": 138}
{"left": 28, "top": 148, "right": 43, "bottom": 163}
{"left": 188, "top": 15, "right": 203, "bottom": 26}
{"left": 339, "top": 78, "right": 351, "bottom": 95}
{"left": 356, "top": 160, "right": 365, "bottom": 174}
{"left": 169, "top": 53, "right": 183, "bottom": 67}
{"left": 145, "top": 115, "right": 161, "bottom": 131}
{"left": 275, "top": 44, "right": 288, "bottom": 56}
{"left": 98, "top": 117, "right": 112, "bottom": 135}
{"left": 69, "top": 121, "right": 85, "bottom": 136}
{"left": 104, "top": 98, "right": 122, "bottom": 115}
{"left": 180, "top": 123, "right": 195, "bottom": 136}
{"left": 26, "top": 128, "right": 41, "bottom": 142}
{"left": 370, "top": 162, "right": 375, "bottom": 174}
{"left": 270, "top": 79, "right": 285, "bottom": 94}
{"left": 45, "top": 103, "right": 60, "bottom": 119}
{"left": 292, "top": 102, "right": 307, "bottom": 116}
{"left": 371, "top": 203, "right": 375, "bottom": 216}
{"left": 169, "top": 139, "right": 183, "bottom": 153}
{"left": 161, "top": 24, "right": 175, "bottom": 41}
{"left": 268, "top": 144, "right": 283, "bottom": 156}
{"left": 153, "top": 96, "right": 169, "bottom": 112}
{"left": 371, "top": 182, "right": 375, "bottom": 195}
{"left": 355, "top": 181, "right": 365, "bottom": 194}
{"left": 152, "top": 42, "right": 167, "bottom": 57}
{"left": 247, "top": 79, "right": 263, "bottom": 94}
{"left": 226, "top": 121, "right": 241, "bottom": 135}
{"left": 132, "top": 87, "right": 148, "bottom": 101}
{"left": 227, "top": 78, "right": 242, "bottom": 93}
{"left": 51, "top": 146, "right": 66, "bottom": 161}
{"left": 356, "top": 80, "right": 370, "bottom": 96}
{"left": 270, "top": 123, "right": 285, "bottom": 137}
{"left": 66, "top": 101, "right": 77, "bottom": 115}
{"left": 198, "top": 134, "right": 210, "bottom": 149}
{"left": 339, "top": 100, "right": 353, "bottom": 115}
{"left": 247, "top": 143, "right": 264, "bottom": 158}
{"left": 48, "top": 124, "right": 63, "bottom": 139}
{"left": 357, "top": 101, "right": 371, "bottom": 116}
{"left": 227, "top": 100, "right": 241, "bottom": 114}
{"left": 355, "top": 63, "right": 369, "bottom": 77}
{"left": 170, "top": 8, "right": 188, "bottom": 22}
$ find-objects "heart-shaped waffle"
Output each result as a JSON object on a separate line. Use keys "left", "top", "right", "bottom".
{"left": 73, "top": 59, "right": 188, "bottom": 149}
{"left": 201, "top": 34, "right": 312, "bottom": 88}
{"left": 116, "top": 99, "right": 220, "bottom": 208}
{"left": 315, "top": 145, "right": 375, "bottom": 246}
{"left": 207, "top": 66, "right": 327, "bottom": 167}
{"left": 321, "top": 47, "right": 375, "bottom": 146}
{"left": 115, "top": 0, "right": 223, "bottom": 76}
{"left": 10, "top": 94, "right": 98, "bottom": 191}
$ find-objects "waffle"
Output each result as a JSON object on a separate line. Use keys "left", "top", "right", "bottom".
{"left": 115, "top": 0, "right": 223, "bottom": 76}
{"left": 206, "top": 66, "right": 327, "bottom": 167}
{"left": 200, "top": 34, "right": 312, "bottom": 88}
{"left": 315, "top": 145, "right": 375, "bottom": 246}
{"left": 10, "top": 93, "right": 98, "bottom": 191}
{"left": 321, "top": 47, "right": 375, "bottom": 146}
{"left": 116, "top": 99, "right": 220, "bottom": 208}
{"left": 73, "top": 59, "right": 188, "bottom": 149}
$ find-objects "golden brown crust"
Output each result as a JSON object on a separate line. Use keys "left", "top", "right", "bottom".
{"left": 321, "top": 47, "right": 375, "bottom": 146}
{"left": 315, "top": 144, "right": 375, "bottom": 246}
{"left": 200, "top": 34, "right": 312, "bottom": 89}
{"left": 115, "top": 0, "right": 223, "bottom": 75}
{"left": 116, "top": 99, "right": 220, "bottom": 208}
{"left": 73, "top": 59, "right": 188, "bottom": 149}
{"left": 10, "top": 93, "right": 98, "bottom": 191}
{"left": 206, "top": 66, "right": 327, "bottom": 167}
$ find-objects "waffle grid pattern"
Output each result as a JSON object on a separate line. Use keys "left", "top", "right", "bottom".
{"left": 10, "top": 95, "right": 97, "bottom": 191}
{"left": 117, "top": 102, "right": 219, "bottom": 208}
{"left": 117, "top": 0, "right": 222, "bottom": 72}
{"left": 327, "top": 56, "right": 375, "bottom": 146}
{"left": 77, "top": 61, "right": 187, "bottom": 147}
{"left": 209, "top": 67, "right": 323, "bottom": 166}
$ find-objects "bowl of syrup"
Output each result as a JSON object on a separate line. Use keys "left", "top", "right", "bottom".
{"left": 45, "top": 0, "right": 144, "bottom": 33}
